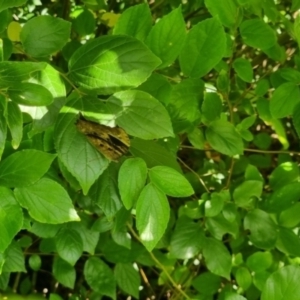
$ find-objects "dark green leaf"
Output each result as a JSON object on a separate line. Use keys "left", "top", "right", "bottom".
{"left": 180, "top": 18, "right": 226, "bottom": 78}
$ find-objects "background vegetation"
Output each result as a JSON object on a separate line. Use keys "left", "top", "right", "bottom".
{"left": 0, "top": 0, "right": 300, "bottom": 299}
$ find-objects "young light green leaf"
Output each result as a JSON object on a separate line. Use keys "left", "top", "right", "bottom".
{"left": 20, "top": 15, "right": 71, "bottom": 57}
{"left": 188, "top": 127, "right": 205, "bottom": 149}
{"left": 0, "top": 95, "right": 7, "bottom": 159}
{"left": 240, "top": 19, "right": 277, "bottom": 50}
{"left": 84, "top": 257, "right": 116, "bottom": 299}
{"left": 14, "top": 178, "right": 80, "bottom": 224}
{"left": 235, "top": 267, "right": 252, "bottom": 291}
{"left": 244, "top": 209, "right": 278, "bottom": 249}
{"left": 130, "top": 139, "right": 181, "bottom": 172}
{"left": 54, "top": 94, "right": 109, "bottom": 195}
{"left": 205, "top": 0, "right": 240, "bottom": 28}
{"left": 206, "top": 120, "right": 244, "bottom": 156}
{"left": 270, "top": 82, "right": 300, "bottom": 118}
{"left": 0, "top": 149, "right": 56, "bottom": 188}
{"left": 145, "top": 7, "right": 186, "bottom": 69}
{"left": 55, "top": 228, "right": 83, "bottom": 266}
{"left": 29, "top": 254, "right": 42, "bottom": 271}
{"left": 68, "top": 35, "right": 161, "bottom": 95}
{"left": 202, "top": 237, "right": 231, "bottom": 279}
{"left": 0, "top": 187, "right": 23, "bottom": 253}
{"left": 114, "top": 263, "right": 140, "bottom": 299}
{"left": 8, "top": 82, "right": 53, "bottom": 106}
{"left": 107, "top": 90, "right": 174, "bottom": 139}
{"left": 6, "top": 101, "right": 22, "bottom": 149}
{"left": 118, "top": 158, "right": 148, "bottom": 210}
{"left": 170, "top": 216, "right": 204, "bottom": 259}
{"left": 53, "top": 257, "right": 76, "bottom": 289}
{"left": 233, "top": 58, "right": 253, "bottom": 83}
{"left": 261, "top": 265, "right": 300, "bottom": 300}
{"left": 113, "top": 3, "right": 152, "bottom": 41}
{"left": 205, "top": 192, "right": 225, "bottom": 217}
{"left": 179, "top": 18, "right": 226, "bottom": 78}
{"left": 149, "top": 166, "right": 194, "bottom": 197}
{"left": 136, "top": 183, "right": 170, "bottom": 251}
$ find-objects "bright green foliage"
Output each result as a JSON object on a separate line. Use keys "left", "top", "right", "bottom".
{"left": 0, "top": 1, "right": 300, "bottom": 300}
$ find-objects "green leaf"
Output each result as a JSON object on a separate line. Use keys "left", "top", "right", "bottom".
{"left": 0, "top": 0, "right": 27, "bottom": 11}
{"left": 0, "top": 149, "right": 56, "bottom": 188}
{"left": 114, "top": 4, "right": 151, "bottom": 41}
{"left": 179, "top": 18, "right": 226, "bottom": 78}
{"left": 84, "top": 257, "right": 116, "bottom": 299}
{"left": 0, "top": 187, "right": 23, "bottom": 253}
{"left": 72, "top": 9, "right": 95, "bottom": 36}
{"left": 52, "top": 257, "right": 76, "bottom": 289}
{"left": 236, "top": 267, "right": 252, "bottom": 291}
{"left": 233, "top": 180, "right": 263, "bottom": 208}
{"left": 114, "top": 263, "right": 140, "bottom": 299}
{"left": 118, "top": 158, "right": 148, "bottom": 210}
{"left": 0, "top": 96, "right": 7, "bottom": 159}
{"left": 2, "top": 242, "right": 25, "bottom": 272}
{"left": 68, "top": 35, "right": 161, "bottom": 95}
{"left": 265, "top": 182, "right": 300, "bottom": 212}
{"left": 136, "top": 183, "right": 170, "bottom": 251}
{"left": 233, "top": 58, "right": 253, "bottom": 83}
{"left": 276, "top": 227, "right": 300, "bottom": 257}
{"left": 55, "top": 228, "right": 83, "bottom": 266}
{"left": 107, "top": 90, "right": 174, "bottom": 139}
{"left": 246, "top": 251, "right": 273, "bottom": 272}
{"left": 293, "top": 102, "right": 300, "bottom": 138}
{"left": 206, "top": 120, "right": 244, "bottom": 156}
{"left": 0, "top": 61, "right": 46, "bottom": 87}
{"left": 54, "top": 94, "right": 109, "bottom": 195}
{"left": 8, "top": 82, "right": 53, "bottom": 106}
{"left": 269, "top": 162, "right": 299, "bottom": 190}
{"left": 187, "top": 127, "right": 205, "bottom": 149}
{"left": 6, "top": 101, "right": 22, "bottom": 149}
{"left": 167, "top": 78, "right": 203, "bottom": 133}
{"left": 89, "top": 163, "right": 122, "bottom": 219}
{"left": 244, "top": 209, "right": 278, "bottom": 249}
{"left": 201, "top": 92, "right": 223, "bottom": 123}
{"left": 240, "top": 19, "right": 277, "bottom": 50}
{"left": 14, "top": 178, "right": 80, "bottom": 224}
{"left": 169, "top": 216, "right": 204, "bottom": 259}
{"left": 192, "top": 272, "right": 221, "bottom": 295}
{"left": 205, "top": 0, "right": 240, "bottom": 28}
{"left": 130, "top": 139, "right": 181, "bottom": 172}
{"left": 29, "top": 254, "right": 41, "bottom": 271}
{"left": 270, "top": 82, "right": 300, "bottom": 118}
{"left": 138, "top": 73, "right": 172, "bottom": 104}
{"left": 149, "top": 166, "right": 194, "bottom": 197}
{"left": 279, "top": 203, "right": 300, "bottom": 228}
{"left": 145, "top": 7, "right": 186, "bottom": 69}
{"left": 205, "top": 192, "right": 225, "bottom": 217}
{"left": 261, "top": 265, "right": 300, "bottom": 300}
{"left": 20, "top": 15, "right": 71, "bottom": 57}
{"left": 202, "top": 237, "right": 231, "bottom": 279}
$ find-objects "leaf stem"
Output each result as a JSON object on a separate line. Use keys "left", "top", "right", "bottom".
{"left": 127, "top": 224, "right": 192, "bottom": 300}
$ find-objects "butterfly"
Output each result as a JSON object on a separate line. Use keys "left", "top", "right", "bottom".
{"left": 76, "top": 115, "right": 130, "bottom": 161}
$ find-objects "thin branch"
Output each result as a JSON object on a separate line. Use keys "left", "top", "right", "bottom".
{"left": 177, "top": 157, "right": 210, "bottom": 193}
{"left": 127, "top": 224, "right": 192, "bottom": 300}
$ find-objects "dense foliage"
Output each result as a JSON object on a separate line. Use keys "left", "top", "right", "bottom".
{"left": 1, "top": 0, "right": 300, "bottom": 299}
